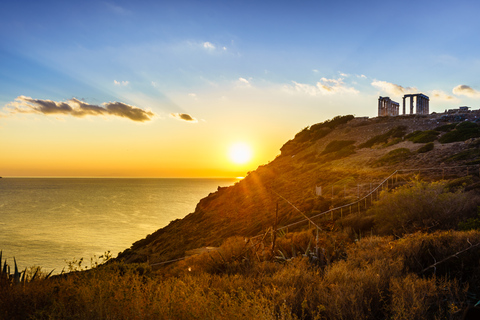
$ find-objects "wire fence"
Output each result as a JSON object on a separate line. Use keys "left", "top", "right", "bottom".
{"left": 150, "top": 164, "right": 479, "bottom": 266}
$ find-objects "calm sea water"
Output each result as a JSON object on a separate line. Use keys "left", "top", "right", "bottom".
{"left": 0, "top": 178, "right": 238, "bottom": 273}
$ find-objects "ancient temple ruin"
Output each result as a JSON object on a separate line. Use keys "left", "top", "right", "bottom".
{"left": 402, "top": 94, "right": 429, "bottom": 115}
{"left": 378, "top": 93, "right": 429, "bottom": 117}
{"left": 378, "top": 96, "right": 400, "bottom": 116}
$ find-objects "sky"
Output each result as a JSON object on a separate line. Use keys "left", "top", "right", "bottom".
{"left": 2, "top": 0, "right": 480, "bottom": 177}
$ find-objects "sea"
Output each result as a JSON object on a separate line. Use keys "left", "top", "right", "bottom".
{"left": 0, "top": 177, "right": 239, "bottom": 273}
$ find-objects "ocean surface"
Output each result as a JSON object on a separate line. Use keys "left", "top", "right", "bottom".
{"left": 0, "top": 178, "right": 238, "bottom": 273}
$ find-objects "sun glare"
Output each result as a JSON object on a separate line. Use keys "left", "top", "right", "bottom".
{"left": 229, "top": 143, "right": 253, "bottom": 165}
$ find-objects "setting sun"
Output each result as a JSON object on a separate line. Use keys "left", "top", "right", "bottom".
{"left": 228, "top": 142, "right": 253, "bottom": 165}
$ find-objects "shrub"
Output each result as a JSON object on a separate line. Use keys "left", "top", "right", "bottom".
{"left": 417, "top": 142, "right": 434, "bottom": 153}
{"left": 389, "top": 274, "right": 465, "bottom": 320}
{"left": 375, "top": 148, "right": 411, "bottom": 166}
{"left": 369, "top": 180, "right": 479, "bottom": 235}
{"left": 445, "top": 148, "right": 480, "bottom": 162}
{"left": 458, "top": 207, "right": 480, "bottom": 230}
{"left": 321, "top": 140, "right": 356, "bottom": 155}
{"left": 406, "top": 130, "right": 439, "bottom": 143}
{"left": 434, "top": 123, "right": 457, "bottom": 132}
{"left": 439, "top": 121, "right": 480, "bottom": 143}
{"left": 359, "top": 126, "right": 407, "bottom": 148}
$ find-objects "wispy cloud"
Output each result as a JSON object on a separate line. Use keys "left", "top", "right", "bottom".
{"left": 170, "top": 113, "right": 198, "bottom": 123}
{"left": 203, "top": 42, "right": 215, "bottom": 50}
{"left": 5, "top": 96, "right": 154, "bottom": 122}
{"left": 285, "top": 77, "right": 358, "bottom": 96}
{"left": 371, "top": 80, "right": 417, "bottom": 96}
{"left": 236, "top": 77, "right": 251, "bottom": 88}
{"left": 114, "top": 80, "right": 129, "bottom": 86}
{"left": 452, "top": 85, "right": 480, "bottom": 98}
{"left": 430, "top": 89, "right": 457, "bottom": 101}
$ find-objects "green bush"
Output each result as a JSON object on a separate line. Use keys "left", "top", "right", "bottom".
{"left": 375, "top": 148, "right": 411, "bottom": 166}
{"left": 434, "top": 123, "right": 457, "bottom": 132}
{"left": 417, "top": 142, "right": 434, "bottom": 153}
{"left": 406, "top": 130, "right": 439, "bottom": 143}
{"left": 439, "top": 121, "right": 480, "bottom": 143}
{"left": 458, "top": 207, "right": 480, "bottom": 230}
{"left": 445, "top": 148, "right": 480, "bottom": 162}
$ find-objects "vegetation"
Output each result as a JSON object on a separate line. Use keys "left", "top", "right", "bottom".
{"left": 417, "top": 142, "right": 434, "bottom": 153}
{"left": 439, "top": 121, "right": 480, "bottom": 143}
{"left": 5, "top": 114, "right": 480, "bottom": 318}
{"left": 280, "top": 115, "right": 355, "bottom": 156}
{"left": 321, "top": 140, "right": 356, "bottom": 155}
{"left": 375, "top": 148, "right": 412, "bottom": 166}
{"left": 359, "top": 126, "right": 407, "bottom": 148}
{"left": 369, "top": 180, "right": 478, "bottom": 235}
{"left": 2, "top": 228, "right": 479, "bottom": 319}
{"left": 406, "top": 130, "right": 439, "bottom": 143}
{"left": 434, "top": 123, "right": 457, "bottom": 132}
{"left": 445, "top": 148, "right": 480, "bottom": 162}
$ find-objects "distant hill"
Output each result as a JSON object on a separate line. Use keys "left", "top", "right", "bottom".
{"left": 117, "top": 112, "right": 480, "bottom": 265}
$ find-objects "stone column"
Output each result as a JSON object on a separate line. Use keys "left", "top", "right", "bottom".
{"left": 410, "top": 96, "right": 414, "bottom": 114}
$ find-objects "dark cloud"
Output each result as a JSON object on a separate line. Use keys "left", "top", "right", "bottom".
{"left": 105, "top": 102, "right": 154, "bottom": 122}
{"left": 170, "top": 113, "right": 198, "bottom": 123}
{"left": 452, "top": 85, "right": 480, "bottom": 98}
{"left": 6, "top": 96, "right": 154, "bottom": 122}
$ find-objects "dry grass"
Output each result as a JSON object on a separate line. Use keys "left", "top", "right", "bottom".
{"left": 2, "top": 230, "right": 477, "bottom": 319}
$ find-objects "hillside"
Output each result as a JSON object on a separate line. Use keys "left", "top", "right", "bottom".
{"left": 5, "top": 112, "right": 480, "bottom": 320}
{"left": 117, "top": 112, "right": 480, "bottom": 265}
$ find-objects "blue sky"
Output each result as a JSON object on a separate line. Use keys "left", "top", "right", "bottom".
{"left": 1, "top": 0, "right": 480, "bottom": 177}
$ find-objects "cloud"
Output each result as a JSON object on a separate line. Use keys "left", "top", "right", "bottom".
{"left": 203, "top": 42, "right": 215, "bottom": 50}
{"left": 452, "top": 85, "right": 480, "bottom": 98}
{"left": 285, "top": 77, "right": 359, "bottom": 96}
{"left": 430, "top": 89, "right": 457, "bottom": 101}
{"left": 104, "top": 2, "right": 130, "bottom": 15}
{"left": 371, "top": 80, "right": 417, "bottom": 96}
{"left": 114, "top": 80, "right": 129, "bottom": 86}
{"left": 5, "top": 96, "right": 154, "bottom": 122}
{"left": 170, "top": 113, "right": 198, "bottom": 123}
{"left": 236, "top": 77, "right": 251, "bottom": 88}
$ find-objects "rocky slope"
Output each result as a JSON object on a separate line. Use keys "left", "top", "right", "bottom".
{"left": 117, "top": 112, "right": 480, "bottom": 265}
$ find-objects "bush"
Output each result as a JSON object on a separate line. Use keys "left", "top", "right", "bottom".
{"left": 359, "top": 126, "right": 407, "bottom": 148}
{"left": 458, "top": 207, "right": 480, "bottom": 230}
{"left": 406, "top": 130, "right": 439, "bottom": 143}
{"left": 434, "top": 123, "right": 457, "bottom": 132}
{"left": 369, "top": 180, "right": 479, "bottom": 235}
{"left": 439, "top": 121, "right": 480, "bottom": 143}
{"left": 445, "top": 148, "right": 480, "bottom": 162}
{"left": 375, "top": 148, "right": 411, "bottom": 166}
{"left": 417, "top": 142, "right": 434, "bottom": 153}
{"left": 389, "top": 274, "right": 464, "bottom": 320}
{"left": 321, "top": 140, "right": 356, "bottom": 155}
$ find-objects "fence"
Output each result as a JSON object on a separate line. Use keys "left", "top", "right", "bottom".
{"left": 254, "top": 164, "right": 480, "bottom": 239}
{"left": 151, "top": 164, "right": 479, "bottom": 266}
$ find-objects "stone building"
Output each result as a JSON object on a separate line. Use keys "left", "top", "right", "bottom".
{"left": 378, "top": 96, "right": 400, "bottom": 116}
{"left": 378, "top": 93, "right": 430, "bottom": 117}
{"left": 402, "top": 93, "right": 429, "bottom": 115}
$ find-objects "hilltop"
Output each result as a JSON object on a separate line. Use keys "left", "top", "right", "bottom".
{"left": 5, "top": 112, "right": 480, "bottom": 319}
{"left": 117, "top": 112, "right": 480, "bottom": 265}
